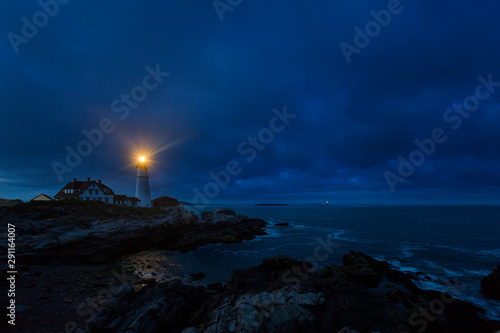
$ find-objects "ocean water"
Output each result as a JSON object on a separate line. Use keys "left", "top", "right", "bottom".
{"left": 122, "top": 205, "right": 500, "bottom": 320}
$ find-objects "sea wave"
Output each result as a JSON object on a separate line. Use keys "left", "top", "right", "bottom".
{"left": 261, "top": 227, "right": 284, "bottom": 238}
{"left": 414, "top": 279, "right": 500, "bottom": 320}
{"left": 434, "top": 245, "right": 500, "bottom": 257}
{"left": 463, "top": 269, "right": 493, "bottom": 276}
{"left": 399, "top": 244, "right": 424, "bottom": 258}
{"left": 376, "top": 257, "right": 421, "bottom": 274}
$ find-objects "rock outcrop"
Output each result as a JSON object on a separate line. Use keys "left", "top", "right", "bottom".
{"left": 87, "top": 252, "right": 500, "bottom": 333}
{"left": 481, "top": 264, "right": 500, "bottom": 300}
{"left": 175, "top": 208, "right": 268, "bottom": 252}
{"left": 0, "top": 202, "right": 267, "bottom": 266}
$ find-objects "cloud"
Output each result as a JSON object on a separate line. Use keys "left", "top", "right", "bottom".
{"left": 1, "top": 0, "right": 500, "bottom": 203}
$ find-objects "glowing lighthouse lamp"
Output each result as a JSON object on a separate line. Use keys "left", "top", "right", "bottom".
{"left": 135, "top": 155, "right": 152, "bottom": 207}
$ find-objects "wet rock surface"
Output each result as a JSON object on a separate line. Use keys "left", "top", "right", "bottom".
{"left": 482, "top": 264, "right": 500, "bottom": 300}
{"left": 87, "top": 252, "right": 500, "bottom": 333}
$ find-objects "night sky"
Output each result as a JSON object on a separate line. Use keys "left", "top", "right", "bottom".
{"left": 2, "top": 0, "right": 500, "bottom": 204}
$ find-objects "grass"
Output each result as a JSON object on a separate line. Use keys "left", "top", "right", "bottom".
{"left": 5, "top": 199, "right": 165, "bottom": 220}
{"left": 0, "top": 198, "right": 24, "bottom": 207}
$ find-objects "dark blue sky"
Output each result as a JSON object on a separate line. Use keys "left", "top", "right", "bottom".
{"left": 2, "top": 0, "right": 500, "bottom": 204}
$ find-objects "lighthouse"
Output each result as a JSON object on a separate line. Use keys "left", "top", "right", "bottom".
{"left": 135, "top": 156, "right": 151, "bottom": 207}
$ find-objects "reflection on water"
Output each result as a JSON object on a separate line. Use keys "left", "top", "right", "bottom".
{"left": 121, "top": 250, "right": 191, "bottom": 283}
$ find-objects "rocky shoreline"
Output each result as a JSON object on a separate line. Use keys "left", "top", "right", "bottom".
{"left": 0, "top": 201, "right": 267, "bottom": 267}
{"left": 1, "top": 201, "right": 499, "bottom": 332}
{"left": 86, "top": 251, "right": 500, "bottom": 333}
{"left": 0, "top": 201, "right": 267, "bottom": 332}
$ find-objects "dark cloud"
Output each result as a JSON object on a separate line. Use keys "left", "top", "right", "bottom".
{"left": 1, "top": 0, "right": 500, "bottom": 203}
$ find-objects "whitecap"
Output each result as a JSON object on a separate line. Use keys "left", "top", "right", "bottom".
{"left": 385, "top": 259, "right": 421, "bottom": 274}
{"left": 399, "top": 244, "right": 423, "bottom": 258}
{"left": 463, "top": 269, "right": 492, "bottom": 276}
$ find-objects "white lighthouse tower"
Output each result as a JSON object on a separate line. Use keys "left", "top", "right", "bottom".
{"left": 135, "top": 156, "right": 151, "bottom": 207}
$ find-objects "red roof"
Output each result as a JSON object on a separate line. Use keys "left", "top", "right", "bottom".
{"left": 113, "top": 195, "right": 140, "bottom": 202}
{"left": 54, "top": 179, "right": 115, "bottom": 199}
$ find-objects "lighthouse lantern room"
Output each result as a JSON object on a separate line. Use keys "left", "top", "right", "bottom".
{"left": 135, "top": 156, "right": 152, "bottom": 207}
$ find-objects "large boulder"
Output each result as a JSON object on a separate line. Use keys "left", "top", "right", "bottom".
{"left": 339, "top": 250, "right": 384, "bottom": 288}
{"left": 338, "top": 251, "right": 422, "bottom": 294}
{"left": 198, "top": 287, "right": 323, "bottom": 333}
{"left": 481, "top": 264, "right": 500, "bottom": 300}
{"left": 174, "top": 209, "right": 267, "bottom": 252}
{"left": 88, "top": 280, "right": 208, "bottom": 332}
{"left": 200, "top": 208, "right": 238, "bottom": 223}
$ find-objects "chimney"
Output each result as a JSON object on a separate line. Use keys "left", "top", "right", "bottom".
{"left": 73, "top": 178, "right": 76, "bottom": 182}
{"left": 98, "top": 180, "right": 101, "bottom": 184}
{"left": 87, "top": 177, "right": 90, "bottom": 182}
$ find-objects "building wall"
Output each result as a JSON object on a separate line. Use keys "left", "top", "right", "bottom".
{"left": 136, "top": 164, "right": 151, "bottom": 207}
{"left": 79, "top": 183, "right": 114, "bottom": 204}
{"left": 32, "top": 195, "right": 53, "bottom": 201}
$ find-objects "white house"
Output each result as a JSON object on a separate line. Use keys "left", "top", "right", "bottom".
{"left": 54, "top": 177, "right": 140, "bottom": 207}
